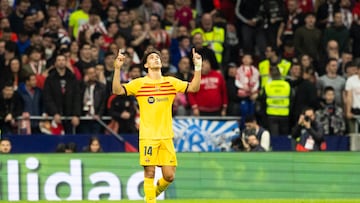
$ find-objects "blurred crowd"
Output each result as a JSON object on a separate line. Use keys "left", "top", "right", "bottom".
{"left": 0, "top": 0, "right": 360, "bottom": 143}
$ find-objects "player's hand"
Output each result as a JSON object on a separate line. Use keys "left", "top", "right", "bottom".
{"left": 114, "top": 50, "right": 126, "bottom": 70}
{"left": 192, "top": 48, "right": 202, "bottom": 69}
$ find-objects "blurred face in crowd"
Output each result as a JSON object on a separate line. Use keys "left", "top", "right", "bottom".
{"left": 192, "top": 33, "right": 203, "bottom": 49}
{"left": 178, "top": 57, "right": 190, "bottom": 73}
{"left": 242, "top": 54, "right": 253, "bottom": 66}
{"left": 55, "top": 55, "right": 67, "bottom": 69}
{"left": 201, "top": 13, "right": 213, "bottom": 31}
{"left": 290, "top": 64, "right": 302, "bottom": 78}
{"left": 104, "top": 53, "right": 115, "bottom": 67}
{"left": 80, "top": 44, "right": 92, "bottom": 60}
{"left": 47, "top": 5, "right": 58, "bottom": 17}
{"left": 18, "top": 1, "right": 30, "bottom": 14}
{"left": 287, "top": 0, "right": 298, "bottom": 13}
{"left": 129, "top": 66, "right": 142, "bottom": 79}
{"left": 227, "top": 66, "right": 237, "bottom": 78}
{"left": 48, "top": 16, "right": 60, "bottom": 30}
{"left": 0, "top": 17, "right": 10, "bottom": 29}
{"left": 264, "top": 46, "right": 275, "bottom": 59}
{"left": 0, "top": 140, "right": 11, "bottom": 153}
{"left": 90, "top": 139, "right": 101, "bottom": 152}
{"left": 301, "top": 54, "right": 312, "bottom": 68}
{"left": 160, "top": 49, "right": 170, "bottom": 63}
{"left": 107, "top": 5, "right": 118, "bottom": 20}
{"left": 58, "top": 0, "right": 68, "bottom": 7}
{"left": 149, "top": 15, "right": 160, "bottom": 30}
{"left": 131, "top": 24, "right": 143, "bottom": 37}
{"left": 201, "top": 59, "right": 211, "bottom": 74}
{"left": 178, "top": 25, "right": 189, "bottom": 37}
{"left": 324, "top": 89, "right": 335, "bottom": 104}
{"left": 345, "top": 65, "right": 358, "bottom": 78}
{"left": 326, "top": 60, "right": 338, "bottom": 74}
{"left": 179, "top": 37, "right": 190, "bottom": 49}
{"left": 244, "top": 120, "right": 257, "bottom": 130}
{"left": 340, "top": 0, "right": 351, "bottom": 8}
{"left": 109, "top": 43, "right": 119, "bottom": 55}
{"left": 0, "top": 0, "right": 10, "bottom": 11}
{"left": 118, "top": 10, "right": 129, "bottom": 24}
{"left": 91, "top": 46, "right": 99, "bottom": 61}
{"left": 70, "top": 41, "right": 79, "bottom": 54}
{"left": 81, "top": 0, "right": 92, "bottom": 13}
{"left": 24, "top": 14, "right": 35, "bottom": 28}
{"left": 86, "top": 67, "right": 97, "bottom": 83}
{"left": 27, "top": 75, "right": 37, "bottom": 88}
{"left": 333, "top": 12, "right": 343, "bottom": 26}
{"left": 10, "top": 58, "right": 21, "bottom": 73}
{"left": 2, "top": 86, "right": 14, "bottom": 99}
{"left": 30, "top": 50, "right": 42, "bottom": 62}
{"left": 305, "top": 14, "right": 316, "bottom": 28}
{"left": 165, "top": 4, "right": 175, "bottom": 18}
{"left": 108, "top": 22, "right": 119, "bottom": 35}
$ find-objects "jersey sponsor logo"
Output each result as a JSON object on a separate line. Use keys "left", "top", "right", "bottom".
{"left": 148, "top": 96, "right": 155, "bottom": 104}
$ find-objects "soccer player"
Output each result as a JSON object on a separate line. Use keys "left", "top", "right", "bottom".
{"left": 112, "top": 48, "right": 202, "bottom": 203}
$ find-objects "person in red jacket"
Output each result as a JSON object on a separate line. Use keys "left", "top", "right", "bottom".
{"left": 188, "top": 58, "right": 228, "bottom": 116}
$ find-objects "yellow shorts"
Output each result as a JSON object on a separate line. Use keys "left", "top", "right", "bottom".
{"left": 139, "top": 139, "right": 177, "bottom": 166}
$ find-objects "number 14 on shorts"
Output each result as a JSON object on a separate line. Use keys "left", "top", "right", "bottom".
{"left": 144, "top": 146, "right": 153, "bottom": 156}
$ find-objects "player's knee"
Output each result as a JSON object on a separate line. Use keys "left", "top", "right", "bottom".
{"left": 144, "top": 167, "right": 156, "bottom": 178}
{"left": 164, "top": 174, "right": 175, "bottom": 182}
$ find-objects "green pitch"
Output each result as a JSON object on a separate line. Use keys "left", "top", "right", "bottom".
{"left": 15, "top": 199, "right": 360, "bottom": 203}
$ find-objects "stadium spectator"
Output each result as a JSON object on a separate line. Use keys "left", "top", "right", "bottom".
{"left": 188, "top": 58, "right": 228, "bottom": 116}
{"left": 103, "top": 4, "right": 118, "bottom": 27}
{"left": 8, "top": 0, "right": 31, "bottom": 33}
{"left": 149, "top": 13, "right": 170, "bottom": 50}
{"left": 43, "top": 53, "right": 81, "bottom": 134}
{"left": 21, "top": 45, "right": 47, "bottom": 89}
{"left": 292, "top": 107, "right": 325, "bottom": 151}
{"left": 68, "top": 0, "right": 91, "bottom": 39}
{"left": 345, "top": 64, "right": 360, "bottom": 133}
{"left": 350, "top": 9, "right": 360, "bottom": 58}
{"left": 260, "top": 66, "right": 291, "bottom": 135}
{"left": 343, "top": 62, "right": 358, "bottom": 79}
{"left": 258, "top": 46, "right": 291, "bottom": 88}
{"left": 235, "top": 0, "right": 267, "bottom": 58}
{"left": 160, "top": 48, "right": 177, "bottom": 74}
{"left": 322, "top": 11, "right": 350, "bottom": 54}
{"left": 137, "top": 0, "right": 164, "bottom": 23}
{"left": 0, "top": 138, "right": 12, "bottom": 153}
{"left": 0, "top": 82, "right": 24, "bottom": 135}
{"left": 79, "top": 66, "right": 107, "bottom": 134}
{"left": 191, "top": 32, "right": 219, "bottom": 70}
{"left": 74, "top": 43, "right": 97, "bottom": 75}
{"left": 317, "top": 58, "right": 346, "bottom": 107}
{"left": 17, "top": 74, "right": 42, "bottom": 133}
{"left": 117, "top": 8, "right": 133, "bottom": 42}
{"left": 294, "top": 12, "right": 322, "bottom": 68}
{"left": 109, "top": 95, "right": 138, "bottom": 134}
{"left": 241, "top": 132, "right": 266, "bottom": 152}
{"left": 83, "top": 136, "right": 103, "bottom": 152}
{"left": 3, "top": 57, "right": 22, "bottom": 91}
{"left": 235, "top": 54, "right": 259, "bottom": 127}
{"left": 191, "top": 13, "right": 225, "bottom": 64}
{"left": 277, "top": 0, "right": 303, "bottom": 48}
{"left": 174, "top": 0, "right": 193, "bottom": 28}
{"left": 316, "top": 86, "right": 346, "bottom": 135}
{"left": 225, "top": 62, "right": 242, "bottom": 117}
{"left": 338, "top": 50, "right": 353, "bottom": 77}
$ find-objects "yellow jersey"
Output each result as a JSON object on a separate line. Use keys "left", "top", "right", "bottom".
{"left": 123, "top": 76, "right": 189, "bottom": 140}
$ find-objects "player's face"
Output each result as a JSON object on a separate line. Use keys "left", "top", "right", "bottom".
{"left": 145, "top": 53, "right": 162, "bottom": 69}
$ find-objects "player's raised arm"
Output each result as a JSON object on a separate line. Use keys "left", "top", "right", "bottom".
{"left": 188, "top": 48, "right": 202, "bottom": 92}
{"left": 112, "top": 51, "right": 126, "bottom": 95}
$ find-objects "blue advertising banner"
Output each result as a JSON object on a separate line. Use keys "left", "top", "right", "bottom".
{"left": 173, "top": 118, "right": 239, "bottom": 152}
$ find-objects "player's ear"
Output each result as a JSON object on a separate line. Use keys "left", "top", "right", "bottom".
{"left": 144, "top": 63, "right": 148, "bottom": 68}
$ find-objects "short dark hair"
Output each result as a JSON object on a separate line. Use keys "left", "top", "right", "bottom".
{"left": 324, "top": 86, "right": 335, "bottom": 94}
{"left": 129, "top": 64, "right": 142, "bottom": 72}
{"left": 142, "top": 48, "right": 161, "bottom": 67}
{"left": 345, "top": 61, "right": 357, "bottom": 70}
{"left": 327, "top": 57, "right": 338, "bottom": 65}
{"left": 90, "top": 32, "right": 102, "bottom": 43}
{"left": 302, "top": 106, "right": 314, "bottom": 114}
{"left": 244, "top": 114, "right": 257, "bottom": 123}
{"left": 24, "top": 73, "right": 36, "bottom": 82}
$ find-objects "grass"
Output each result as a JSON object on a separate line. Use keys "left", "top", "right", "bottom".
{"left": 12, "top": 200, "right": 360, "bottom": 203}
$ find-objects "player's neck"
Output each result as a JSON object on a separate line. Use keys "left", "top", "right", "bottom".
{"left": 147, "top": 68, "right": 162, "bottom": 80}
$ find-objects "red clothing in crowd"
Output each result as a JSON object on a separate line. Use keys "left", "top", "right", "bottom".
{"left": 175, "top": 6, "right": 193, "bottom": 28}
{"left": 188, "top": 70, "right": 228, "bottom": 112}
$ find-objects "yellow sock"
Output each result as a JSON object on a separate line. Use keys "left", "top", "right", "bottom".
{"left": 155, "top": 177, "right": 171, "bottom": 197}
{"left": 144, "top": 178, "right": 156, "bottom": 203}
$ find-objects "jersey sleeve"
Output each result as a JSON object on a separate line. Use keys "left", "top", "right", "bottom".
{"left": 123, "top": 78, "right": 143, "bottom": 96}
{"left": 167, "top": 76, "right": 189, "bottom": 93}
